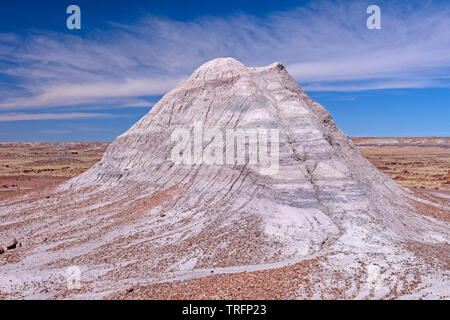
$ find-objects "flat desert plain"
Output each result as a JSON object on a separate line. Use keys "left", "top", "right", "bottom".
{"left": 353, "top": 137, "right": 450, "bottom": 191}
{"left": 0, "top": 142, "right": 108, "bottom": 201}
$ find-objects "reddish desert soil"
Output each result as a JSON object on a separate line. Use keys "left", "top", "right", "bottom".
{"left": 353, "top": 137, "right": 450, "bottom": 191}
{"left": 0, "top": 142, "right": 108, "bottom": 200}
{"left": 110, "top": 256, "right": 329, "bottom": 300}
{"left": 109, "top": 247, "right": 446, "bottom": 300}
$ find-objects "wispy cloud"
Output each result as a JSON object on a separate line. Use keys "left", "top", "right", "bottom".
{"left": 0, "top": 0, "right": 449, "bottom": 111}
{"left": 0, "top": 112, "right": 117, "bottom": 121}
{"left": 0, "top": 78, "right": 178, "bottom": 109}
{"left": 117, "top": 99, "right": 154, "bottom": 108}
{"left": 40, "top": 129, "right": 72, "bottom": 134}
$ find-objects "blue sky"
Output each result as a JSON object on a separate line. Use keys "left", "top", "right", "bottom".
{"left": 0, "top": 0, "right": 449, "bottom": 141}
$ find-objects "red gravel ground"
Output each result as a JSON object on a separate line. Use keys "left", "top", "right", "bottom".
{"left": 109, "top": 257, "right": 327, "bottom": 300}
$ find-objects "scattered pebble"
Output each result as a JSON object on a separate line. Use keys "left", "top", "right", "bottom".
{"left": 6, "top": 238, "right": 18, "bottom": 250}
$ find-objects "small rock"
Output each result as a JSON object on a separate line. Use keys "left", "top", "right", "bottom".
{"left": 126, "top": 287, "right": 134, "bottom": 293}
{"left": 0, "top": 247, "right": 4, "bottom": 254}
{"left": 6, "top": 238, "right": 18, "bottom": 250}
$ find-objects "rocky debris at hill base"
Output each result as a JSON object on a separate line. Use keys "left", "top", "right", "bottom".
{"left": 0, "top": 238, "right": 19, "bottom": 254}
{"left": 6, "top": 238, "right": 18, "bottom": 250}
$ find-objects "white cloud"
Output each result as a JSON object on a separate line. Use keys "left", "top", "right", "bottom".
{"left": 0, "top": 112, "right": 117, "bottom": 121}
{"left": 0, "top": 78, "right": 179, "bottom": 109}
{"left": 40, "top": 129, "right": 72, "bottom": 134}
{"left": 0, "top": 0, "right": 449, "bottom": 110}
{"left": 118, "top": 99, "right": 154, "bottom": 108}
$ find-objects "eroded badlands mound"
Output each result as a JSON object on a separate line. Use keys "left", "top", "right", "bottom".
{"left": 0, "top": 58, "right": 448, "bottom": 299}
